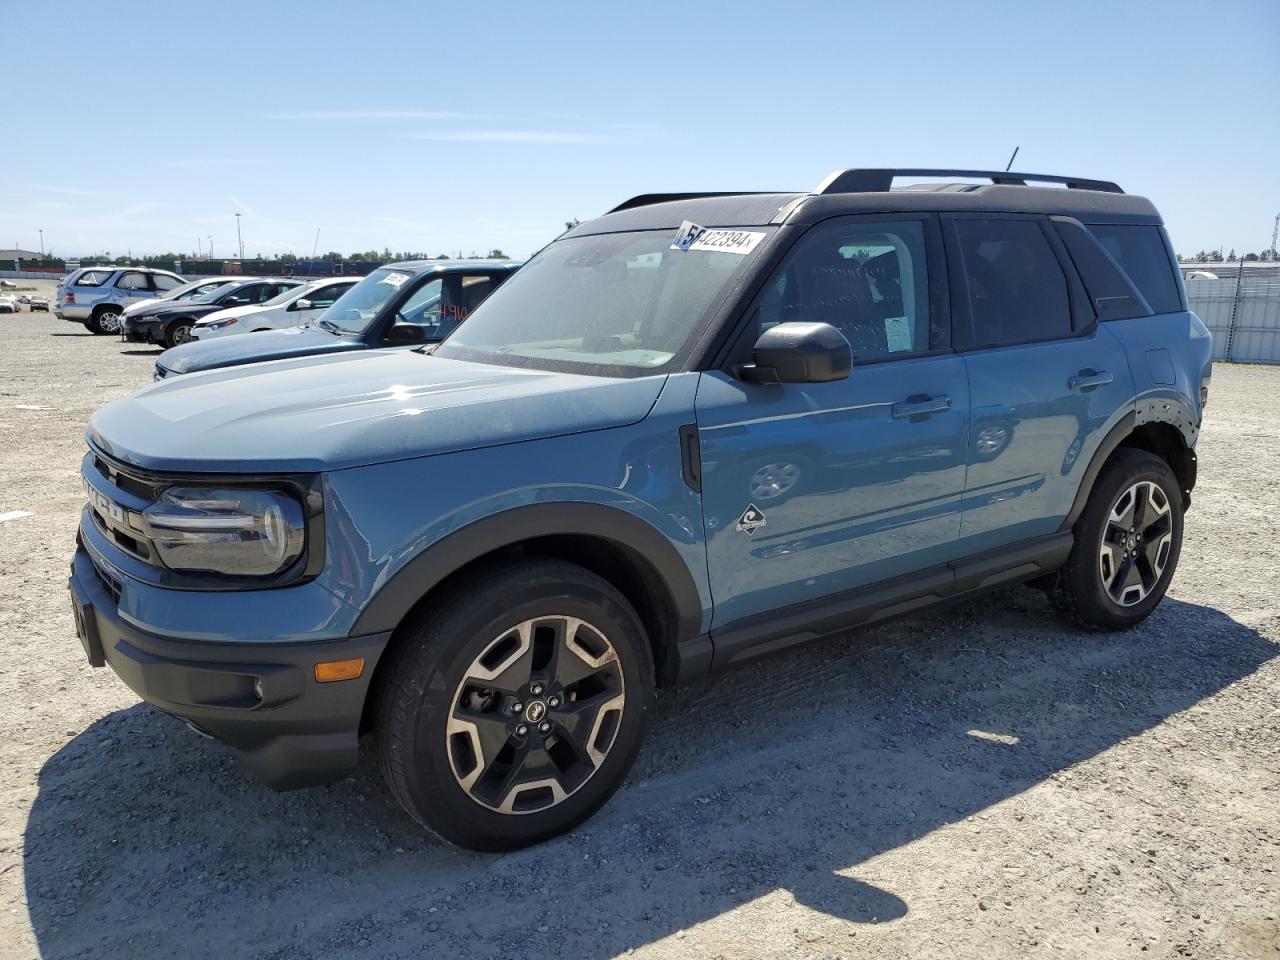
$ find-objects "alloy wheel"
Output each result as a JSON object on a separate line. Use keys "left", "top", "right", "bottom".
{"left": 446, "top": 615, "right": 625, "bottom": 815}
{"left": 98, "top": 310, "right": 122, "bottom": 333}
{"left": 171, "top": 324, "right": 193, "bottom": 345}
{"left": 1098, "top": 480, "right": 1173, "bottom": 607}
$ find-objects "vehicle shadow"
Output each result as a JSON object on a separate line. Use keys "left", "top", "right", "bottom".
{"left": 23, "top": 591, "right": 1276, "bottom": 959}
{"left": 48, "top": 333, "right": 94, "bottom": 337}
{"left": 118, "top": 349, "right": 163, "bottom": 356}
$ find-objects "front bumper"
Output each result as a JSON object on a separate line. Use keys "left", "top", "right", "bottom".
{"left": 68, "top": 547, "right": 391, "bottom": 789}
{"left": 122, "top": 317, "right": 166, "bottom": 344}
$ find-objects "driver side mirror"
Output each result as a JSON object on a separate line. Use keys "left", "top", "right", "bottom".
{"left": 293, "top": 299, "right": 313, "bottom": 311}
{"left": 385, "top": 322, "right": 429, "bottom": 345}
{"left": 738, "top": 322, "right": 851, "bottom": 384}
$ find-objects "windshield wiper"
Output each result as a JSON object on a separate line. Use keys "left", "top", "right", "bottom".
{"left": 316, "top": 318, "right": 343, "bottom": 335}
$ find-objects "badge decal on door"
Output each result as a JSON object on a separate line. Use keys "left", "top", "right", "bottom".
{"left": 736, "top": 504, "right": 767, "bottom": 536}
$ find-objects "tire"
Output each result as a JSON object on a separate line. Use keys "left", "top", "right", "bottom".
{"left": 1053, "top": 448, "right": 1183, "bottom": 630}
{"left": 375, "top": 559, "right": 654, "bottom": 851}
{"left": 88, "top": 306, "right": 122, "bottom": 335}
{"left": 166, "top": 320, "right": 194, "bottom": 347}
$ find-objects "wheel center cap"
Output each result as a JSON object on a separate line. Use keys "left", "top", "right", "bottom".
{"left": 1126, "top": 536, "right": 1136, "bottom": 550}
{"left": 524, "top": 700, "right": 547, "bottom": 723}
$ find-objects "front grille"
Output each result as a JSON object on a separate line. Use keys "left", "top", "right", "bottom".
{"left": 154, "top": 364, "right": 168, "bottom": 381}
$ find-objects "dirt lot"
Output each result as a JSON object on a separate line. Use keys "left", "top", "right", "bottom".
{"left": 0, "top": 300, "right": 1276, "bottom": 960}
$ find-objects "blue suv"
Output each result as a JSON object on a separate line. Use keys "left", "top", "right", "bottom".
{"left": 69, "top": 168, "right": 1212, "bottom": 850}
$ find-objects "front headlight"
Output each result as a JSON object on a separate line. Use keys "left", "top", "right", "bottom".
{"left": 203, "top": 317, "right": 238, "bottom": 330}
{"left": 142, "top": 486, "right": 306, "bottom": 576}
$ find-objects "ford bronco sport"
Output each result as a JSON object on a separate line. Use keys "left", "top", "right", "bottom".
{"left": 69, "top": 168, "right": 1212, "bottom": 850}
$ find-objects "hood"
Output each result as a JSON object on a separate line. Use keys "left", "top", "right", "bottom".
{"left": 160, "top": 326, "right": 362, "bottom": 374}
{"left": 193, "top": 304, "right": 267, "bottom": 326}
{"left": 89, "top": 350, "right": 667, "bottom": 473}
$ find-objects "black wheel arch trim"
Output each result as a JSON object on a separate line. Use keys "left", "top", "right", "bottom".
{"left": 1059, "top": 411, "right": 1136, "bottom": 532}
{"left": 347, "top": 502, "right": 705, "bottom": 645}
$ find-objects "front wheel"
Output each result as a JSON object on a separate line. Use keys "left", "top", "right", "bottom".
{"left": 1053, "top": 448, "right": 1183, "bottom": 630}
{"left": 375, "top": 559, "right": 653, "bottom": 850}
{"left": 166, "top": 321, "right": 194, "bottom": 347}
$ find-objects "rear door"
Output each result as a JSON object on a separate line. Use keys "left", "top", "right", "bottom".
{"left": 114, "top": 270, "right": 155, "bottom": 307}
{"left": 697, "top": 214, "right": 970, "bottom": 627}
{"left": 945, "top": 215, "right": 1134, "bottom": 554}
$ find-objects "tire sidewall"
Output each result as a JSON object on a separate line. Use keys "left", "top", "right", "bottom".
{"left": 389, "top": 570, "right": 653, "bottom": 849}
{"left": 167, "top": 321, "right": 193, "bottom": 347}
{"left": 1071, "top": 453, "right": 1184, "bottom": 627}
{"left": 91, "top": 308, "right": 121, "bottom": 335}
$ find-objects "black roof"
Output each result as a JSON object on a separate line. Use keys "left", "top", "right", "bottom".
{"left": 382, "top": 258, "right": 521, "bottom": 273}
{"left": 569, "top": 168, "right": 1161, "bottom": 238}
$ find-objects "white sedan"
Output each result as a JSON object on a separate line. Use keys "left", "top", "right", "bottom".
{"left": 191, "top": 277, "right": 359, "bottom": 340}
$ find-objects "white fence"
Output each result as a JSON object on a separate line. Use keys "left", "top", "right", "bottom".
{"left": 1185, "top": 277, "right": 1280, "bottom": 364}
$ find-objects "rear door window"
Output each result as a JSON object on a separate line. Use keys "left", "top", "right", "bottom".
{"left": 952, "top": 218, "right": 1072, "bottom": 347}
{"left": 115, "top": 271, "right": 150, "bottom": 291}
{"left": 152, "top": 274, "right": 183, "bottom": 292}
{"left": 1086, "top": 224, "right": 1182, "bottom": 314}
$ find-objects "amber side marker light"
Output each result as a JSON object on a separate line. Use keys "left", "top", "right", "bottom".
{"left": 314, "top": 658, "right": 365, "bottom": 683}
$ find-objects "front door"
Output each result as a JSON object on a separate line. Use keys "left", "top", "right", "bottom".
{"left": 697, "top": 215, "right": 969, "bottom": 628}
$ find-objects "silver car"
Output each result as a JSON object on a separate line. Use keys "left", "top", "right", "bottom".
{"left": 55, "top": 266, "right": 185, "bottom": 335}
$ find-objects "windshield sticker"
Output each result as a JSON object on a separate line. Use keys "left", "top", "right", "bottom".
{"left": 380, "top": 272, "right": 410, "bottom": 288}
{"left": 671, "top": 220, "right": 765, "bottom": 256}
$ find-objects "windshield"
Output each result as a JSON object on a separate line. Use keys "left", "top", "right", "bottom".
{"left": 437, "top": 228, "right": 772, "bottom": 375}
{"left": 192, "top": 282, "right": 246, "bottom": 304}
{"left": 322, "top": 267, "right": 424, "bottom": 334}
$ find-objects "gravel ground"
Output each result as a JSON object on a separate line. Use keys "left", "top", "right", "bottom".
{"left": 1, "top": 296, "right": 1277, "bottom": 960}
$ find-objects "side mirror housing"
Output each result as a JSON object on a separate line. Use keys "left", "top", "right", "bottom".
{"left": 738, "top": 321, "right": 851, "bottom": 384}
{"left": 293, "top": 298, "right": 313, "bottom": 311}
{"left": 385, "top": 322, "right": 429, "bottom": 345}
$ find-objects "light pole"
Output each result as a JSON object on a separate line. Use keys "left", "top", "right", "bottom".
{"left": 235, "top": 212, "right": 244, "bottom": 259}
{"left": 38, "top": 229, "right": 44, "bottom": 256}
{"left": 208, "top": 235, "right": 213, "bottom": 259}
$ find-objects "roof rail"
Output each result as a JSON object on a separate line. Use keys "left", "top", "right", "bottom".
{"left": 607, "top": 192, "right": 770, "bottom": 214}
{"left": 815, "top": 168, "right": 1124, "bottom": 195}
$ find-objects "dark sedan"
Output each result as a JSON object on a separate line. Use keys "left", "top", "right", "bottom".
{"left": 154, "top": 260, "right": 519, "bottom": 379}
{"left": 123, "top": 278, "right": 304, "bottom": 348}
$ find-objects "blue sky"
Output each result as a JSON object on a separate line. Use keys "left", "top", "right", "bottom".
{"left": 3, "top": 0, "right": 1277, "bottom": 260}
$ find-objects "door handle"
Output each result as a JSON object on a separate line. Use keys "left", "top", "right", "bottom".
{"left": 891, "top": 394, "right": 952, "bottom": 419}
{"left": 1068, "top": 369, "right": 1113, "bottom": 392}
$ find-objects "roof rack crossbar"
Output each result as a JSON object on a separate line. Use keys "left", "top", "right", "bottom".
{"left": 815, "top": 168, "right": 1124, "bottom": 195}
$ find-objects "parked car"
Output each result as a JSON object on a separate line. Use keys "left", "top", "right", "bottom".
{"left": 17, "top": 294, "right": 31, "bottom": 304}
{"left": 121, "top": 277, "right": 304, "bottom": 347}
{"left": 190, "top": 277, "right": 361, "bottom": 341}
{"left": 71, "top": 168, "right": 1210, "bottom": 851}
{"left": 55, "top": 266, "right": 186, "bottom": 334}
{"left": 155, "top": 260, "right": 517, "bottom": 378}
{"left": 0, "top": 295, "right": 17, "bottom": 313}
{"left": 120, "top": 277, "right": 239, "bottom": 323}
{"left": 28, "top": 296, "right": 50, "bottom": 312}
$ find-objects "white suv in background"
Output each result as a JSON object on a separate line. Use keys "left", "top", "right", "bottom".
{"left": 191, "top": 277, "right": 359, "bottom": 340}
{"left": 55, "top": 266, "right": 186, "bottom": 334}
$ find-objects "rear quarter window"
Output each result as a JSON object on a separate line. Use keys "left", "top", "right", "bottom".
{"left": 75, "top": 270, "right": 114, "bottom": 287}
{"left": 1087, "top": 224, "right": 1182, "bottom": 314}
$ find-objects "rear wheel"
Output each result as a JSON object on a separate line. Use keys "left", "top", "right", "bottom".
{"left": 1053, "top": 448, "right": 1183, "bottom": 630}
{"left": 376, "top": 559, "right": 653, "bottom": 850}
{"left": 88, "top": 306, "right": 122, "bottom": 335}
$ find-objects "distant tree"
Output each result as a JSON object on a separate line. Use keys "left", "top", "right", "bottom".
{"left": 564, "top": 218, "right": 581, "bottom": 231}
{"left": 1244, "top": 252, "right": 1259, "bottom": 262}
{"left": 1228, "top": 248, "right": 1237, "bottom": 261}
{"left": 436, "top": 253, "right": 449, "bottom": 260}
{"left": 486, "top": 248, "right": 506, "bottom": 259}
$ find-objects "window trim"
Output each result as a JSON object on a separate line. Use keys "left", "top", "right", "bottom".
{"left": 942, "top": 212, "right": 1097, "bottom": 353}
{"left": 716, "top": 212, "right": 953, "bottom": 375}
